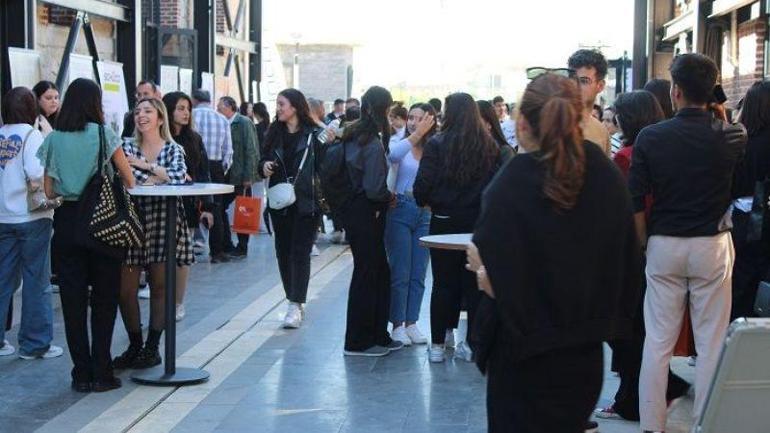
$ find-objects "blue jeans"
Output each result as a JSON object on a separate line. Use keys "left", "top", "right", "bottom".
{"left": 0, "top": 219, "right": 54, "bottom": 355}
{"left": 385, "top": 195, "right": 431, "bottom": 324}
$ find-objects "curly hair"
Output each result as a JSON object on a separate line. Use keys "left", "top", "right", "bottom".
{"left": 568, "top": 49, "right": 608, "bottom": 80}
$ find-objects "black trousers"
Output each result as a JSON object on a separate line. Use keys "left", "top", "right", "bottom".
{"left": 731, "top": 209, "right": 770, "bottom": 320}
{"left": 222, "top": 185, "right": 252, "bottom": 252}
{"left": 342, "top": 197, "right": 391, "bottom": 351}
{"left": 208, "top": 161, "right": 226, "bottom": 255}
{"left": 53, "top": 202, "right": 121, "bottom": 383}
{"left": 428, "top": 212, "right": 479, "bottom": 345}
{"left": 270, "top": 205, "right": 316, "bottom": 303}
{"left": 487, "top": 342, "right": 603, "bottom": 433}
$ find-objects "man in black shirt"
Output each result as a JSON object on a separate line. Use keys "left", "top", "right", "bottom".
{"left": 630, "top": 54, "right": 746, "bottom": 433}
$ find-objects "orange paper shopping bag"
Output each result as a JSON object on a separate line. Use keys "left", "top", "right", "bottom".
{"left": 233, "top": 195, "right": 262, "bottom": 235}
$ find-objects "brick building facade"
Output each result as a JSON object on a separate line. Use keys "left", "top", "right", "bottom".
{"left": 721, "top": 17, "right": 766, "bottom": 107}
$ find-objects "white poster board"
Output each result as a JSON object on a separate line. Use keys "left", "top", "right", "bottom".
{"left": 96, "top": 61, "right": 129, "bottom": 137}
{"left": 8, "top": 48, "right": 41, "bottom": 89}
{"left": 179, "top": 68, "right": 193, "bottom": 96}
{"left": 201, "top": 72, "right": 215, "bottom": 101}
{"left": 160, "top": 65, "right": 179, "bottom": 95}
{"left": 69, "top": 53, "right": 95, "bottom": 84}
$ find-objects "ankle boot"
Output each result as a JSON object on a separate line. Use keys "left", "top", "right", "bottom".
{"left": 132, "top": 329, "right": 162, "bottom": 369}
{"left": 113, "top": 331, "right": 144, "bottom": 369}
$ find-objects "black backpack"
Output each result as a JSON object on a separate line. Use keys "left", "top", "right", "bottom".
{"left": 318, "top": 139, "right": 356, "bottom": 212}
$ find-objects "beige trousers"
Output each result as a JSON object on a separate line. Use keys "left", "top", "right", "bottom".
{"left": 639, "top": 232, "right": 734, "bottom": 431}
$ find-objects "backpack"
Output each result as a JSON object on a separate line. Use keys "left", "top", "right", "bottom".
{"left": 318, "top": 139, "right": 356, "bottom": 212}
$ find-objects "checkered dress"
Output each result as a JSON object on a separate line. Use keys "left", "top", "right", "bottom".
{"left": 122, "top": 139, "right": 194, "bottom": 267}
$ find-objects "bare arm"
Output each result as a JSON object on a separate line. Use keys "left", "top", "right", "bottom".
{"left": 112, "top": 148, "right": 137, "bottom": 189}
{"left": 44, "top": 175, "right": 56, "bottom": 199}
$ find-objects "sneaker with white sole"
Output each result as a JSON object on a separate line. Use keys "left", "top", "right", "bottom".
{"left": 385, "top": 339, "right": 405, "bottom": 352}
{"left": 283, "top": 303, "right": 302, "bottom": 329}
{"left": 344, "top": 346, "right": 390, "bottom": 357}
{"left": 428, "top": 344, "right": 445, "bottom": 363}
{"left": 688, "top": 356, "right": 697, "bottom": 366}
{"left": 175, "top": 304, "right": 186, "bottom": 322}
{"left": 594, "top": 405, "right": 622, "bottom": 420}
{"left": 445, "top": 329, "right": 455, "bottom": 349}
{"left": 454, "top": 341, "right": 474, "bottom": 362}
{"left": 405, "top": 324, "right": 427, "bottom": 345}
{"left": 311, "top": 245, "right": 320, "bottom": 256}
{"left": 138, "top": 286, "right": 150, "bottom": 299}
{"left": 392, "top": 326, "right": 412, "bottom": 346}
{"left": 0, "top": 340, "right": 15, "bottom": 356}
{"left": 330, "top": 231, "right": 344, "bottom": 244}
{"left": 19, "top": 344, "right": 64, "bottom": 360}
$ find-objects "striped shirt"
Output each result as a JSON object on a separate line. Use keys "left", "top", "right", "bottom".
{"left": 192, "top": 104, "right": 233, "bottom": 168}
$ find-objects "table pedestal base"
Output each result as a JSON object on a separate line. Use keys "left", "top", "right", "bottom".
{"left": 131, "top": 367, "right": 209, "bottom": 386}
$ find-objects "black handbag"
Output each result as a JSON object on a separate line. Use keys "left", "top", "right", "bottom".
{"left": 75, "top": 125, "right": 144, "bottom": 259}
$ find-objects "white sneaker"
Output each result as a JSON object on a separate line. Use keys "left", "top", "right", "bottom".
{"left": 19, "top": 344, "right": 64, "bottom": 360}
{"left": 688, "top": 356, "right": 697, "bottom": 367}
{"left": 138, "top": 285, "right": 150, "bottom": 299}
{"left": 0, "top": 340, "right": 15, "bottom": 356}
{"left": 283, "top": 303, "right": 302, "bottom": 329}
{"left": 454, "top": 341, "right": 473, "bottom": 362}
{"left": 445, "top": 329, "right": 455, "bottom": 349}
{"left": 175, "top": 304, "right": 186, "bottom": 322}
{"left": 392, "top": 326, "right": 412, "bottom": 346}
{"left": 405, "top": 324, "right": 427, "bottom": 345}
{"left": 311, "top": 245, "right": 321, "bottom": 256}
{"left": 428, "top": 344, "right": 445, "bottom": 363}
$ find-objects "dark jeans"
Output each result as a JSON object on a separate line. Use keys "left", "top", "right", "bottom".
{"left": 208, "top": 161, "right": 226, "bottom": 255}
{"left": 53, "top": 202, "right": 121, "bottom": 383}
{"left": 342, "top": 197, "right": 391, "bottom": 351}
{"left": 731, "top": 209, "right": 770, "bottom": 320}
{"left": 270, "top": 205, "right": 316, "bottom": 303}
{"left": 223, "top": 185, "right": 252, "bottom": 252}
{"left": 487, "top": 342, "right": 603, "bottom": 433}
{"left": 428, "top": 212, "right": 479, "bottom": 345}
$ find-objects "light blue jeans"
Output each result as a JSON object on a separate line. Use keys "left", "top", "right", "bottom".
{"left": 0, "top": 219, "right": 54, "bottom": 356}
{"left": 385, "top": 194, "right": 431, "bottom": 324}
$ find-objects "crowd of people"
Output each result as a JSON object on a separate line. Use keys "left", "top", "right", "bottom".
{"left": 0, "top": 47, "right": 766, "bottom": 433}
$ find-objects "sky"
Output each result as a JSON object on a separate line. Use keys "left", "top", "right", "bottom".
{"left": 264, "top": 0, "right": 635, "bottom": 96}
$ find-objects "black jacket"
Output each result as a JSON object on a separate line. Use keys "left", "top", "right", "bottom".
{"left": 344, "top": 135, "right": 391, "bottom": 209}
{"left": 733, "top": 127, "right": 770, "bottom": 198}
{"left": 258, "top": 124, "right": 324, "bottom": 216}
{"left": 175, "top": 131, "right": 213, "bottom": 227}
{"left": 414, "top": 132, "right": 501, "bottom": 217}
{"left": 473, "top": 142, "right": 642, "bottom": 363}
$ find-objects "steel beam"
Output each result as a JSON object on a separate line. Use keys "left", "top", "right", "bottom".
{"left": 41, "top": 0, "right": 129, "bottom": 22}
{"left": 55, "top": 12, "right": 84, "bottom": 90}
{"left": 216, "top": 35, "right": 257, "bottom": 53}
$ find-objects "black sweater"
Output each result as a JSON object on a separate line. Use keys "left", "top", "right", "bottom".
{"left": 733, "top": 128, "right": 770, "bottom": 199}
{"left": 473, "top": 142, "right": 642, "bottom": 362}
{"left": 413, "top": 133, "right": 500, "bottom": 216}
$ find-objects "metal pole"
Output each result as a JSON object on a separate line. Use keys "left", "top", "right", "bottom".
{"left": 164, "top": 196, "right": 177, "bottom": 376}
{"left": 82, "top": 15, "right": 102, "bottom": 85}
{"left": 55, "top": 12, "right": 85, "bottom": 90}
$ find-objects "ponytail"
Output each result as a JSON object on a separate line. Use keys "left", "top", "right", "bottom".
{"left": 538, "top": 96, "right": 585, "bottom": 211}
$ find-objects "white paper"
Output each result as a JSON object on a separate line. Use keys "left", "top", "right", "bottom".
{"left": 96, "top": 61, "right": 129, "bottom": 137}
{"left": 160, "top": 65, "right": 179, "bottom": 95}
{"left": 8, "top": 48, "right": 41, "bottom": 89}
{"left": 179, "top": 68, "right": 193, "bottom": 96}
{"left": 201, "top": 72, "right": 215, "bottom": 101}
{"left": 68, "top": 53, "right": 95, "bottom": 84}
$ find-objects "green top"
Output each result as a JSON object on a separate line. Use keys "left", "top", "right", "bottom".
{"left": 36, "top": 123, "right": 122, "bottom": 200}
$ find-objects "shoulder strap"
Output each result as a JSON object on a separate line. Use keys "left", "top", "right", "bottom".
{"left": 97, "top": 125, "right": 107, "bottom": 177}
{"left": 292, "top": 132, "right": 312, "bottom": 185}
{"left": 19, "top": 127, "right": 36, "bottom": 181}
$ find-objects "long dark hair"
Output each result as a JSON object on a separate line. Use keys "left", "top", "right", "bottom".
{"left": 440, "top": 92, "right": 498, "bottom": 186}
{"left": 32, "top": 80, "right": 59, "bottom": 125}
{"left": 342, "top": 86, "right": 393, "bottom": 150}
{"left": 263, "top": 88, "right": 317, "bottom": 156}
{"left": 643, "top": 78, "right": 674, "bottom": 119}
{"left": 163, "top": 91, "right": 201, "bottom": 170}
{"left": 476, "top": 100, "right": 508, "bottom": 147}
{"left": 239, "top": 102, "right": 254, "bottom": 120}
{"left": 519, "top": 74, "right": 585, "bottom": 210}
{"left": 740, "top": 81, "right": 770, "bottom": 136}
{"left": 253, "top": 102, "right": 271, "bottom": 124}
{"left": 404, "top": 103, "right": 438, "bottom": 147}
{"left": 613, "top": 90, "right": 664, "bottom": 146}
{"left": 56, "top": 78, "right": 104, "bottom": 132}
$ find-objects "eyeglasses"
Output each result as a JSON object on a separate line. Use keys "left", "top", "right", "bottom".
{"left": 526, "top": 67, "right": 576, "bottom": 80}
{"left": 577, "top": 76, "right": 596, "bottom": 86}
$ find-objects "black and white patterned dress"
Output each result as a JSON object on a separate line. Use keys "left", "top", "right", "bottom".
{"left": 122, "top": 139, "right": 193, "bottom": 267}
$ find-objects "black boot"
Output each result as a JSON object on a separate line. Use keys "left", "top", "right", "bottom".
{"left": 113, "top": 331, "right": 144, "bottom": 369}
{"left": 132, "top": 329, "right": 162, "bottom": 369}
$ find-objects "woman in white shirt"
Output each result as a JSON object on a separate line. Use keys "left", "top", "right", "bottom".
{"left": 388, "top": 102, "right": 407, "bottom": 148}
{"left": 32, "top": 81, "right": 60, "bottom": 138}
{"left": 0, "top": 87, "right": 62, "bottom": 360}
{"left": 385, "top": 103, "right": 437, "bottom": 346}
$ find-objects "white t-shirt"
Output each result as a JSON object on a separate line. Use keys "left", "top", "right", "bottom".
{"left": 500, "top": 118, "right": 517, "bottom": 148}
{"left": 0, "top": 124, "right": 53, "bottom": 223}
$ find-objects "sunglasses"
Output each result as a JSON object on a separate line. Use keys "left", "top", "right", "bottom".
{"left": 526, "top": 67, "right": 576, "bottom": 80}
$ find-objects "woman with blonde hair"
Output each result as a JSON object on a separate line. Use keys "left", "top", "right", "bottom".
{"left": 113, "top": 97, "right": 190, "bottom": 370}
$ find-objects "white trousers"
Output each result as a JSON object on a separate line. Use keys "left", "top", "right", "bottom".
{"left": 639, "top": 233, "right": 734, "bottom": 431}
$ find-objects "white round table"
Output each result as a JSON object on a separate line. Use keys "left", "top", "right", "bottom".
{"left": 419, "top": 233, "right": 473, "bottom": 251}
{"left": 127, "top": 183, "right": 233, "bottom": 386}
